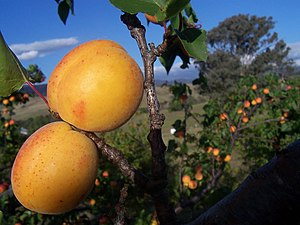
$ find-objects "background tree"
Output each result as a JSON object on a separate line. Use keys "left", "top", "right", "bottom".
{"left": 195, "top": 14, "right": 294, "bottom": 96}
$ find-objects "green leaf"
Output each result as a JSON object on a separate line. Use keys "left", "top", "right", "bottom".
{"left": 0, "top": 32, "right": 28, "bottom": 97}
{"left": 110, "top": 0, "right": 189, "bottom": 22}
{"left": 176, "top": 28, "right": 208, "bottom": 61}
{"left": 58, "top": 0, "right": 71, "bottom": 24}
{"left": 0, "top": 210, "right": 3, "bottom": 224}
{"left": 109, "top": 0, "right": 159, "bottom": 15}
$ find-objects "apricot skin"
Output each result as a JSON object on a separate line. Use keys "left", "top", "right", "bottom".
{"left": 47, "top": 40, "right": 144, "bottom": 132}
{"left": 11, "top": 121, "right": 98, "bottom": 214}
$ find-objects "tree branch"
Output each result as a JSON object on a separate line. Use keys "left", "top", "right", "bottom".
{"left": 120, "top": 13, "right": 178, "bottom": 225}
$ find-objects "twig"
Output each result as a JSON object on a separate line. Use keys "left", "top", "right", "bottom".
{"left": 121, "top": 13, "right": 178, "bottom": 225}
{"left": 114, "top": 184, "right": 129, "bottom": 225}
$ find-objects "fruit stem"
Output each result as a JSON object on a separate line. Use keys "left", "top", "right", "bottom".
{"left": 26, "top": 81, "right": 49, "bottom": 107}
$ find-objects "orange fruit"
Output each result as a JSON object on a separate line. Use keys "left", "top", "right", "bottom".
{"left": 11, "top": 121, "right": 98, "bottom": 214}
{"left": 47, "top": 40, "right": 144, "bottom": 132}
{"left": 207, "top": 146, "right": 213, "bottom": 153}
{"left": 255, "top": 97, "right": 262, "bottom": 104}
{"left": 224, "top": 155, "right": 231, "bottom": 162}
{"left": 213, "top": 148, "right": 220, "bottom": 156}
{"left": 188, "top": 180, "right": 197, "bottom": 189}
{"left": 237, "top": 108, "right": 243, "bottom": 114}
{"left": 219, "top": 113, "right": 228, "bottom": 121}
{"left": 263, "top": 88, "right": 270, "bottom": 94}
{"left": 242, "top": 116, "right": 249, "bottom": 123}
{"left": 182, "top": 175, "right": 191, "bottom": 185}
{"left": 2, "top": 99, "right": 9, "bottom": 105}
{"left": 195, "top": 172, "right": 203, "bottom": 181}
{"left": 251, "top": 84, "right": 257, "bottom": 90}
{"left": 9, "top": 96, "right": 15, "bottom": 102}
{"left": 244, "top": 100, "right": 250, "bottom": 108}
{"left": 229, "top": 125, "right": 236, "bottom": 133}
{"left": 102, "top": 171, "right": 109, "bottom": 178}
{"left": 251, "top": 100, "right": 257, "bottom": 105}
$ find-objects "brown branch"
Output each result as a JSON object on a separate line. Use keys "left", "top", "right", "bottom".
{"left": 121, "top": 13, "right": 178, "bottom": 225}
{"left": 114, "top": 184, "right": 129, "bottom": 225}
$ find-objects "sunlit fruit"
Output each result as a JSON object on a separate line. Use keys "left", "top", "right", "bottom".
{"left": 286, "top": 85, "right": 292, "bottom": 91}
{"left": 47, "top": 40, "right": 144, "bottom": 132}
{"left": 182, "top": 175, "right": 191, "bottom": 185}
{"left": 237, "top": 108, "right": 243, "bottom": 114}
{"left": 4, "top": 122, "right": 9, "bottom": 128}
{"left": 279, "top": 116, "right": 285, "bottom": 124}
{"left": 9, "top": 119, "right": 14, "bottom": 125}
{"left": 251, "top": 100, "right": 257, "bottom": 105}
{"left": 2, "top": 99, "right": 9, "bottom": 105}
{"left": 224, "top": 155, "right": 231, "bottom": 162}
{"left": 102, "top": 171, "right": 109, "bottom": 178}
{"left": 229, "top": 125, "right": 237, "bottom": 133}
{"left": 283, "top": 112, "right": 289, "bottom": 118}
{"left": 9, "top": 96, "right": 15, "bottom": 102}
{"left": 219, "top": 113, "right": 228, "bottom": 121}
{"left": 213, "top": 148, "right": 220, "bottom": 156}
{"left": 89, "top": 198, "right": 96, "bottom": 206}
{"left": 23, "top": 93, "right": 29, "bottom": 99}
{"left": 0, "top": 182, "right": 9, "bottom": 193}
{"left": 251, "top": 84, "right": 257, "bottom": 90}
{"left": 11, "top": 121, "right": 99, "bottom": 214}
{"left": 255, "top": 97, "right": 262, "bottom": 104}
{"left": 188, "top": 180, "right": 197, "bottom": 189}
{"left": 207, "top": 146, "right": 213, "bottom": 153}
{"left": 242, "top": 116, "right": 249, "bottom": 123}
{"left": 244, "top": 100, "right": 250, "bottom": 108}
{"left": 95, "top": 178, "right": 100, "bottom": 186}
{"left": 195, "top": 172, "right": 203, "bottom": 181}
{"left": 263, "top": 88, "right": 270, "bottom": 94}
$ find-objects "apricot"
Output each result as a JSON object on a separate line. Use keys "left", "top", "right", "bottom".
{"left": 11, "top": 121, "right": 99, "bottom": 214}
{"left": 47, "top": 40, "right": 144, "bottom": 132}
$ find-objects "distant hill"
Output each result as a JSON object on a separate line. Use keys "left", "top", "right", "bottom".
{"left": 21, "top": 84, "right": 47, "bottom": 96}
{"left": 20, "top": 78, "right": 196, "bottom": 97}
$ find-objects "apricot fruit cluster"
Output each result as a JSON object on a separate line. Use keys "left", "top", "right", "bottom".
{"left": 11, "top": 40, "right": 143, "bottom": 214}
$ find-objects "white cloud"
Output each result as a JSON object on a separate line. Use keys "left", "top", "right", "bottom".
{"left": 10, "top": 37, "right": 79, "bottom": 60}
{"left": 288, "top": 41, "right": 300, "bottom": 65}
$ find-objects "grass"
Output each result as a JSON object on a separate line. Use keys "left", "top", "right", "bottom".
{"left": 13, "top": 84, "right": 206, "bottom": 142}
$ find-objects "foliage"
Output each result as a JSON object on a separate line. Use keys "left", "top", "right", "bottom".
{"left": 165, "top": 74, "right": 300, "bottom": 222}
{"left": 194, "top": 14, "right": 294, "bottom": 96}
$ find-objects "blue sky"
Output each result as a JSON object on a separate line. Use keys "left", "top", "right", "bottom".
{"left": 1, "top": 0, "right": 300, "bottom": 82}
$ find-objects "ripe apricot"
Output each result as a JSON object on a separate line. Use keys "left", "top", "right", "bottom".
{"left": 188, "top": 180, "right": 197, "bottom": 189}
{"left": 237, "top": 108, "right": 243, "bottom": 114}
{"left": 263, "top": 88, "right": 270, "bottom": 94}
{"left": 242, "top": 116, "right": 249, "bottom": 123}
{"left": 48, "top": 40, "right": 144, "bottom": 132}
{"left": 195, "top": 172, "right": 203, "bottom": 181}
{"left": 255, "top": 97, "right": 262, "bottom": 104}
{"left": 224, "top": 155, "right": 231, "bottom": 162}
{"left": 212, "top": 148, "right": 220, "bottom": 156}
{"left": 244, "top": 100, "right": 250, "bottom": 108}
{"left": 219, "top": 113, "right": 228, "bottom": 121}
{"left": 251, "top": 84, "right": 257, "bottom": 90}
{"left": 11, "top": 121, "right": 99, "bottom": 214}
{"left": 2, "top": 99, "right": 9, "bottom": 105}
{"left": 102, "top": 170, "right": 109, "bottom": 178}
{"left": 229, "top": 125, "right": 236, "bottom": 133}
{"left": 9, "top": 96, "right": 15, "bottom": 102}
{"left": 182, "top": 175, "right": 191, "bottom": 185}
{"left": 251, "top": 100, "right": 257, "bottom": 106}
